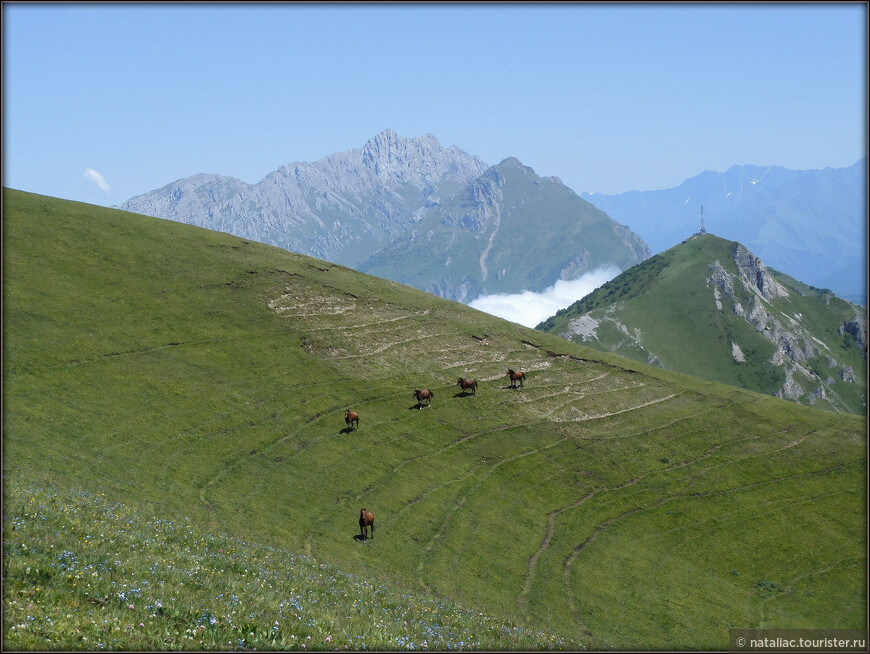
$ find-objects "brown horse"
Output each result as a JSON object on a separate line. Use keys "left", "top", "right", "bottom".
{"left": 413, "top": 389, "right": 433, "bottom": 407}
{"left": 457, "top": 377, "right": 477, "bottom": 395}
{"left": 507, "top": 369, "right": 525, "bottom": 388}
{"left": 359, "top": 508, "right": 374, "bottom": 540}
{"left": 344, "top": 409, "right": 359, "bottom": 430}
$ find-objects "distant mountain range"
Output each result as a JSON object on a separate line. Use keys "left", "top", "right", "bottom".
{"left": 118, "top": 131, "right": 866, "bottom": 307}
{"left": 117, "top": 131, "right": 650, "bottom": 301}
{"left": 117, "top": 130, "right": 489, "bottom": 268}
{"left": 581, "top": 159, "right": 867, "bottom": 304}
{"left": 357, "top": 157, "right": 649, "bottom": 301}
{"left": 537, "top": 233, "right": 867, "bottom": 414}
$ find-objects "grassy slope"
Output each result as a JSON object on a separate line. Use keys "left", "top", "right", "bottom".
{"left": 537, "top": 234, "right": 867, "bottom": 414}
{"left": 3, "top": 189, "right": 866, "bottom": 650}
{"left": 5, "top": 483, "right": 563, "bottom": 651}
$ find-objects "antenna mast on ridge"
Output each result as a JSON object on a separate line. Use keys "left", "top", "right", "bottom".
{"left": 699, "top": 205, "right": 707, "bottom": 234}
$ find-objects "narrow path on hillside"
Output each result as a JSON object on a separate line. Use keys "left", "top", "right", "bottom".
{"left": 656, "top": 487, "right": 858, "bottom": 549}
{"left": 418, "top": 430, "right": 580, "bottom": 561}
{"left": 559, "top": 458, "right": 858, "bottom": 624}
{"left": 569, "top": 392, "right": 679, "bottom": 421}
{"left": 519, "top": 420, "right": 768, "bottom": 608}
{"left": 46, "top": 335, "right": 258, "bottom": 369}
{"left": 761, "top": 554, "right": 864, "bottom": 608}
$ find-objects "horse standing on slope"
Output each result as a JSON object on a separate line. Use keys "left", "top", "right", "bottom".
{"left": 506, "top": 369, "right": 525, "bottom": 388}
{"left": 344, "top": 409, "right": 359, "bottom": 430}
{"left": 359, "top": 508, "right": 374, "bottom": 540}
{"left": 413, "top": 389, "right": 433, "bottom": 407}
{"left": 457, "top": 378, "right": 478, "bottom": 395}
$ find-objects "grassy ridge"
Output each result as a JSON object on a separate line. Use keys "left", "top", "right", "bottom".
{"left": 3, "top": 189, "right": 866, "bottom": 649}
{"left": 537, "top": 234, "right": 866, "bottom": 414}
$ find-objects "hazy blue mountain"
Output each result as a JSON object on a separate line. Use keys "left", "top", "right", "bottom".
{"left": 117, "top": 130, "right": 489, "bottom": 267}
{"left": 358, "top": 157, "right": 650, "bottom": 302}
{"left": 581, "top": 159, "right": 867, "bottom": 304}
{"left": 537, "top": 232, "right": 867, "bottom": 414}
{"left": 119, "top": 132, "right": 863, "bottom": 308}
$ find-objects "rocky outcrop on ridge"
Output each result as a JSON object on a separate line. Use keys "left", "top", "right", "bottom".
{"left": 118, "top": 130, "right": 488, "bottom": 267}
{"left": 705, "top": 243, "right": 861, "bottom": 404}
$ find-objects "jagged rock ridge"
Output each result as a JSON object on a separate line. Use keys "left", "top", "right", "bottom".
{"left": 118, "top": 130, "right": 489, "bottom": 267}
{"left": 118, "top": 132, "right": 651, "bottom": 301}
{"left": 705, "top": 242, "right": 864, "bottom": 403}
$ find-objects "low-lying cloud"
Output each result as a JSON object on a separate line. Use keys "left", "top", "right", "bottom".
{"left": 468, "top": 266, "right": 621, "bottom": 328}
{"left": 83, "top": 168, "right": 111, "bottom": 194}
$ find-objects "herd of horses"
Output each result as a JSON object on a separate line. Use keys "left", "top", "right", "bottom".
{"left": 347, "top": 369, "right": 525, "bottom": 541}
{"left": 345, "top": 369, "right": 525, "bottom": 429}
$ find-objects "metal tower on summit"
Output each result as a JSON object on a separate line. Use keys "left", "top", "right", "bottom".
{"left": 699, "top": 205, "right": 707, "bottom": 234}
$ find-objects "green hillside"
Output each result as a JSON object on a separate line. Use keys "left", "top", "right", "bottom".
{"left": 537, "top": 233, "right": 867, "bottom": 415}
{"left": 3, "top": 189, "right": 866, "bottom": 650}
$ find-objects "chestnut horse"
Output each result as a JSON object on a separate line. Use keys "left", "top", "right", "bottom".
{"left": 413, "top": 389, "right": 433, "bottom": 406}
{"left": 507, "top": 369, "right": 525, "bottom": 388}
{"left": 344, "top": 409, "right": 359, "bottom": 430}
{"left": 457, "top": 378, "right": 477, "bottom": 395}
{"left": 359, "top": 508, "right": 374, "bottom": 540}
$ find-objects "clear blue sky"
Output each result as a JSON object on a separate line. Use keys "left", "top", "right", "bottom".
{"left": 3, "top": 2, "right": 867, "bottom": 207}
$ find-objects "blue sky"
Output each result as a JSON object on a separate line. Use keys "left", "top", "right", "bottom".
{"left": 3, "top": 2, "right": 867, "bottom": 208}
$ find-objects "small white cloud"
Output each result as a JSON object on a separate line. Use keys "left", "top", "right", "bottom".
{"left": 468, "top": 266, "right": 620, "bottom": 328}
{"left": 83, "top": 168, "right": 111, "bottom": 194}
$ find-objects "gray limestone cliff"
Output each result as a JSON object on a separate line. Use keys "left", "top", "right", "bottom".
{"left": 705, "top": 243, "right": 864, "bottom": 404}
{"left": 117, "top": 130, "right": 488, "bottom": 267}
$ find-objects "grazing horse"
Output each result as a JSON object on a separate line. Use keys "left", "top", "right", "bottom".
{"left": 344, "top": 409, "right": 359, "bottom": 430}
{"left": 507, "top": 369, "right": 525, "bottom": 388}
{"left": 413, "top": 389, "right": 433, "bottom": 406}
{"left": 457, "top": 377, "right": 477, "bottom": 395}
{"left": 359, "top": 508, "right": 374, "bottom": 540}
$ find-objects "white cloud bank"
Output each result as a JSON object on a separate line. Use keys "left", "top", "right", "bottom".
{"left": 468, "top": 266, "right": 621, "bottom": 328}
{"left": 83, "top": 168, "right": 111, "bottom": 194}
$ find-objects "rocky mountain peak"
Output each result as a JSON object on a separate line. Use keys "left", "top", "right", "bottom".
{"left": 359, "top": 130, "right": 487, "bottom": 188}
{"left": 118, "top": 131, "right": 490, "bottom": 268}
{"left": 732, "top": 243, "right": 788, "bottom": 301}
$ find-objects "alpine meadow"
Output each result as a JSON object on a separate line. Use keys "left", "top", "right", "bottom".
{"left": 3, "top": 189, "right": 866, "bottom": 650}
